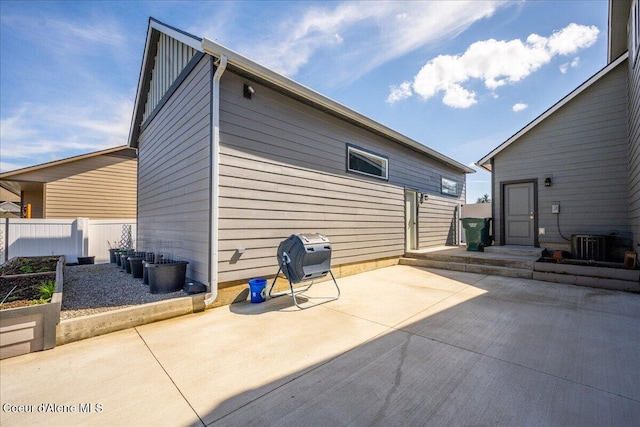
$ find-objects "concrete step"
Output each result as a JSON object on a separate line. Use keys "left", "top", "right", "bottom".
{"left": 533, "top": 261, "right": 640, "bottom": 293}
{"left": 407, "top": 252, "right": 535, "bottom": 270}
{"left": 399, "top": 257, "right": 532, "bottom": 279}
{"left": 484, "top": 245, "right": 543, "bottom": 258}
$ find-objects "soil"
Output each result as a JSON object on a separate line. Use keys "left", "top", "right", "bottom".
{"left": 537, "top": 257, "right": 627, "bottom": 269}
{"left": 0, "top": 256, "right": 59, "bottom": 309}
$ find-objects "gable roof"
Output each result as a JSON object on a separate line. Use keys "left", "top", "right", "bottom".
{"left": 0, "top": 145, "right": 137, "bottom": 179}
{"left": 476, "top": 51, "right": 629, "bottom": 172}
{"left": 128, "top": 18, "right": 474, "bottom": 174}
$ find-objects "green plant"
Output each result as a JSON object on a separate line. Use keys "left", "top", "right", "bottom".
{"left": 19, "top": 259, "right": 34, "bottom": 274}
{"left": 37, "top": 280, "right": 57, "bottom": 303}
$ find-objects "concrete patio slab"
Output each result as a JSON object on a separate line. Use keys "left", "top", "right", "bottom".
{"left": 0, "top": 328, "right": 199, "bottom": 426}
{"left": 1, "top": 265, "right": 639, "bottom": 426}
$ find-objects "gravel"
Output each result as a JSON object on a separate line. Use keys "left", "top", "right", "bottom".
{"left": 60, "top": 263, "right": 188, "bottom": 320}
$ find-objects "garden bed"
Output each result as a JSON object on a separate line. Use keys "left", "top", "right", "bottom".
{"left": 0, "top": 256, "right": 64, "bottom": 359}
{"left": 1, "top": 256, "right": 60, "bottom": 309}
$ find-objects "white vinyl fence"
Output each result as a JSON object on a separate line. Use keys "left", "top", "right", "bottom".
{"left": 1, "top": 218, "right": 136, "bottom": 264}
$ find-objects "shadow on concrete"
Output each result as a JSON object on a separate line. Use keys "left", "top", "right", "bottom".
{"left": 202, "top": 266, "right": 640, "bottom": 426}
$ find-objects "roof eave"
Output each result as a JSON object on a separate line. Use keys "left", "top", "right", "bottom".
{"left": 0, "top": 146, "right": 135, "bottom": 178}
{"left": 475, "top": 51, "right": 629, "bottom": 170}
{"left": 201, "top": 37, "right": 474, "bottom": 174}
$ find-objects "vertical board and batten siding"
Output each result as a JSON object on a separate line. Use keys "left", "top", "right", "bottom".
{"left": 137, "top": 55, "right": 212, "bottom": 284}
{"left": 629, "top": 49, "right": 640, "bottom": 249}
{"left": 492, "top": 62, "right": 629, "bottom": 246}
{"left": 217, "top": 71, "right": 465, "bottom": 282}
{"left": 143, "top": 33, "right": 197, "bottom": 122}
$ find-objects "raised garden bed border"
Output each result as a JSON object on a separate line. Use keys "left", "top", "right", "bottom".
{"left": 0, "top": 256, "right": 64, "bottom": 359}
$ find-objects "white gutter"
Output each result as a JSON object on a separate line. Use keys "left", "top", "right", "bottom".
{"left": 203, "top": 54, "right": 227, "bottom": 307}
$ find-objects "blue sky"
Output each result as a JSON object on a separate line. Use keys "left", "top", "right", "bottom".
{"left": 0, "top": 1, "right": 609, "bottom": 202}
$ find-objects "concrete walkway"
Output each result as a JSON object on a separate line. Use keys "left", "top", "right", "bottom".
{"left": 1, "top": 265, "right": 639, "bottom": 426}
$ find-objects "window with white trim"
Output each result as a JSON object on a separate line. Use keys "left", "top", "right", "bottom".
{"left": 441, "top": 177, "right": 458, "bottom": 196}
{"left": 347, "top": 144, "right": 388, "bottom": 180}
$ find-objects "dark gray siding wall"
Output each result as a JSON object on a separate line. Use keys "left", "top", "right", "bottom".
{"left": 419, "top": 195, "right": 461, "bottom": 248}
{"left": 137, "top": 56, "right": 212, "bottom": 284}
{"left": 629, "top": 53, "right": 640, "bottom": 250}
{"left": 218, "top": 71, "right": 465, "bottom": 282}
{"left": 492, "top": 62, "right": 629, "bottom": 247}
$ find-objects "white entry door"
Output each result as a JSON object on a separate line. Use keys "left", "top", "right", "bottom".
{"left": 405, "top": 190, "right": 418, "bottom": 251}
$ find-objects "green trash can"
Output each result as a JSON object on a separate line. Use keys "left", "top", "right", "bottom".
{"left": 462, "top": 218, "right": 492, "bottom": 251}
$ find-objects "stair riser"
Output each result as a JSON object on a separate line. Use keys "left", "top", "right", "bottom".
{"left": 532, "top": 271, "right": 640, "bottom": 293}
{"left": 399, "top": 258, "right": 532, "bottom": 279}
{"left": 408, "top": 253, "right": 533, "bottom": 270}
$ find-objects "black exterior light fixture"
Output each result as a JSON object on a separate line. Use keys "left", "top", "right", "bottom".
{"left": 243, "top": 84, "right": 255, "bottom": 99}
{"left": 544, "top": 175, "right": 553, "bottom": 187}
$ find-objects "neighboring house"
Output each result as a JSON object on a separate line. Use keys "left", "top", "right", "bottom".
{"left": 0, "top": 201, "right": 21, "bottom": 218}
{"left": 128, "top": 19, "right": 474, "bottom": 296}
{"left": 476, "top": 0, "right": 639, "bottom": 261}
{"left": 0, "top": 146, "right": 137, "bottom": 219}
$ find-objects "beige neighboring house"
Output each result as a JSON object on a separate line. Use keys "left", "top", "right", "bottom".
{"left": 0, "top": 184, "right": 21, "bottom": 218}
{"left": 0, "top": 146, "right": 137, "bottom": 219}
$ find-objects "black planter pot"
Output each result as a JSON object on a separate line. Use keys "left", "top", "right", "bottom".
{"left": 129, "top": 257, "right": 146, "bottom": 279}
{"left": 108, "top": 249, "right": 120, "bottom": 264}
{"left": 77, "top": 256, "right": 95, "bottom": 265}
{"left": 147, "top": 261, "right": 189, "bottom": 294}
{"left": 142, "top": 261, "right": 149, "bottom": 285}
{"left": 120, "top": 252, "right": 134, "bottom": 272}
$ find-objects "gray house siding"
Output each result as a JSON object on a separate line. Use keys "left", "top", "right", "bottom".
{"left": 137, "top": 55, "right": 212, "bottom": 284}
{"left": 492, "top": 61, "right": 629, "bottom": 247}
{"left": 629, "top": 52, "right": 640, "bottom": 250}
{"left": 419, "top": 195, "right": 461, "bottom": 247}
{"left": 217, "top": 71, "right": 465, "bottom": 282}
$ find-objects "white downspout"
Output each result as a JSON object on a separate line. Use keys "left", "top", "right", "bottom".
{"left": 204, "top": 54, "right": 227, "bottom": 307}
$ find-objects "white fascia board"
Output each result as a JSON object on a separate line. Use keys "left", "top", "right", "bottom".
{"left": 127, "top": 25, "right": 154, "bottom": 148}
{"left": 475, "top": 51, "right": 629, "bottom": 171}
{"left": 149, "top": 19, "right": 202, "bottom": 52}
{"left": 201, "top": 38, "right": 474, "bottom": 174}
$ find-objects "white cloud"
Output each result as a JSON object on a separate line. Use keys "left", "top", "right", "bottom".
{"left": 559, "top": 56, "right": 581, "bottom": 73}
{"left": 512, "top": 103, "right": 528, "bottom": 112}
{"left": 387, "top": 81, "right": 413, "bottom": 103}
{"left": 389, "top": 23, "right": 599, "bottom": 107}
{"left": 442, "top": 85, "right": 477, "bottom": 108}
{"left": 0, "top": 96, "right": 131, "bottom": 172}
{"left": 227, "top": 1, "right": 509, "bottom": 80}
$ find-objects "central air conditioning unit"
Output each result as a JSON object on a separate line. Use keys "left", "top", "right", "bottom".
{"left": 572, "top": 234, "right": 607, "bottom": 261}
{"left": 268, "top": 233, "right": 340, "bottom": 309}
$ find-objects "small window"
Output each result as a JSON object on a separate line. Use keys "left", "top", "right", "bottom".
{"left": 347, "top": 145, "right": 388, "bottom": 180}
{"left": 441, "top": 177, "right": 458, "bottom": 196}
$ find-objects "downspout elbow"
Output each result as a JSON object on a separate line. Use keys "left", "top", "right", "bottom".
{"left": 204, "top": 54, "right": 228, "bottom": 308}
